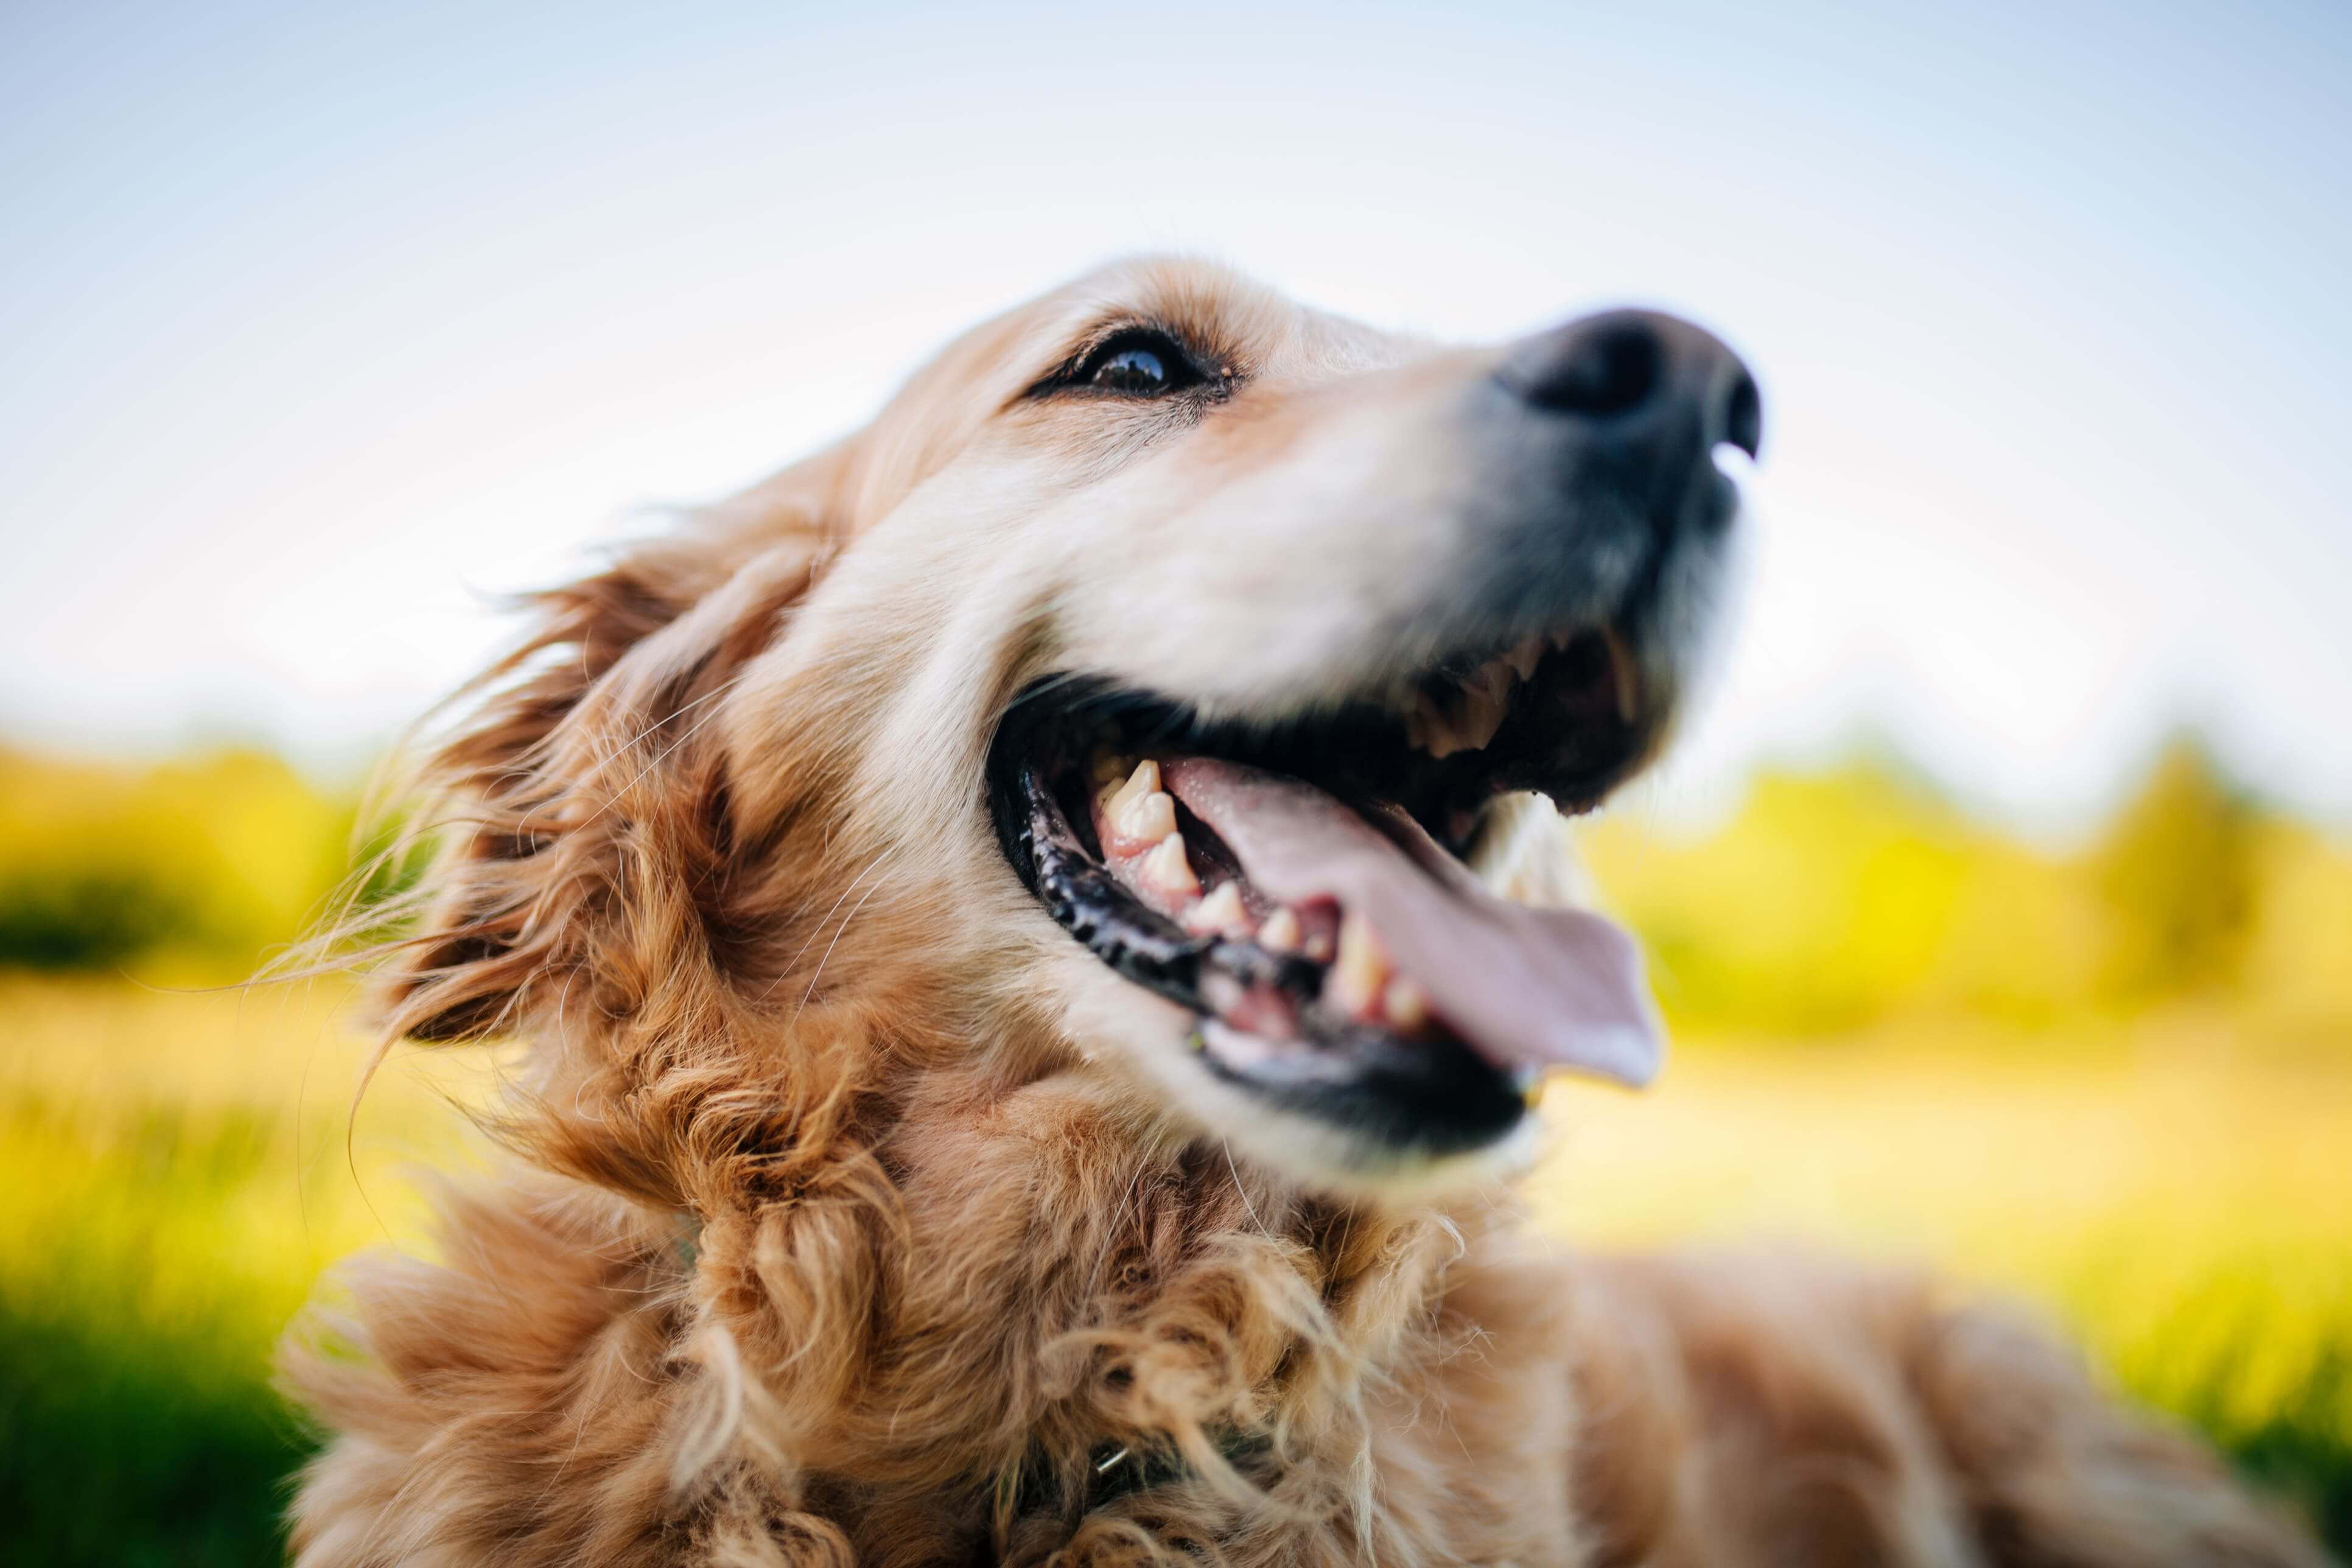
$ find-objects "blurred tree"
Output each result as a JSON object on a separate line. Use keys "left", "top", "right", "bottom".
{"left": 2091, "top": 734, "right": 2258, "bottom": 1004}
{"left": 0, "top": 747, "right": 359, "bottom": 976}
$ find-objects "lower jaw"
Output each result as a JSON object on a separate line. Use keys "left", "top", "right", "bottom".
{"left": 1189, "top": 1018, "right": 1536, "bottom": 1167}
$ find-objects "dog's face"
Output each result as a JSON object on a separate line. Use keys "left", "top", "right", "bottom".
{"left": 398, "top": 256, "right": 1759, "bottom": 1194}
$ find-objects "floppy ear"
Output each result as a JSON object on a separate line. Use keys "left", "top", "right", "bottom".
{"left": 377, "top": 447, "right": 853, "bottom": 1043}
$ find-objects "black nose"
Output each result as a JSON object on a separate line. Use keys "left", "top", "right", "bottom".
{"left": 1497, "top": 309, "right": 1762, "bottom": 461}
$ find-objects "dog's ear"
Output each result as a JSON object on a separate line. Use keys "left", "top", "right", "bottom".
{"left": 375, "top": 446, "right": 855, "bottom": 1043}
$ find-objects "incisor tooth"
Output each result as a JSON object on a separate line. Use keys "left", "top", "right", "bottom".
{"left": 1258, "top": 906, "right": 1302, "bottom": 953}
{"left": 1185, "top": 882, "right": 1252, "bottom": 937}
{"left": 1382, "top": 976, "right": 1430, "bottom": 1031}
{"left": 1329, "top": 909, "right": 1392, "bottom": 1017}
{"left": 1138, "top": 832, "right": 1199, "bottom": 897}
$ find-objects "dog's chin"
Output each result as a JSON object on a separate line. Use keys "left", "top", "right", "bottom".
{"left": 987, "top": 619, "right": 1676, "bottom": 1185}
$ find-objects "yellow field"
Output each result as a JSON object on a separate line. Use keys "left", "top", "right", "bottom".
{"left": 3, "top": 975, "right": 2346, "bottom": 1560}
{"left": 1535, "top": 1020, "right": 2352, "bottom": 1446}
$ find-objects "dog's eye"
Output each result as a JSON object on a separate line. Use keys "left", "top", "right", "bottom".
{"left": 1095, "top": 345, "right": 1171, "bottom": 394}
{"left": 1073, "top": 331, "right": 1203, "bottom": 397}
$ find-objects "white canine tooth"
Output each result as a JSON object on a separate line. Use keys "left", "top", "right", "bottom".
{"left": 1185, "top": 882, "right": 1252, "bottom": 937}
{"left": 1475, "top": 659, "right": 1514, "bottom": 707}
{"left": 1600, "top": 626, "right": 1640, "bottom": 724}
{"left": 1258, "top": 906, "right": 1303, "bottom": 953}
{"left": 1328, "top": 909, "right": 1392, "bottom": 1017}
{"left": 1304, "top": 931, "right": 1335, "bottom": 962}
{"left": 1139, "top": 832, "right": 1199, "bottom": 897}
{"left": 1417, "top": 698, "right": 1465, "bottom": 758}
{"left": 1115, "top": 788, "right": 1177, "bottom": 845}
{"left": 1449, "top": 688, "right": 1506, "bottom": 752}
{"left": 1382, "top": 976, "right": 1431, "bottom": 1031}
{"left": 1106, "top": 758, "right": 1160, "bottom": 816}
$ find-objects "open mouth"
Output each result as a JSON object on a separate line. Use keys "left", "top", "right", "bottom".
{"left": 986, "top": 624, "right": 1670, "bottom": 1163}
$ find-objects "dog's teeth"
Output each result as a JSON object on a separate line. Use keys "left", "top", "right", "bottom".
{"left": 1474, "top": 659, "right": 1514, "bottom": 707}
{"left": 1328, "top": 909, "right": 1392, "bottom": 1018}
{"left": 1107, "top": 758, "right": 1160, "bottom": 814}
{"left": 1304, "top": 930, "right": 1335, "bottom": 962}
{"left": 1115, "top": 787, "right": 1178, "bottom": 846}
{"left": 1416, "top": 697, "right": 1465, "bottom": 758}
{"left": 1600, "top": 626, "right": 1640, "bottom": 724}
{"left": 1448, "top": 687, "right": 1507, "bottom": 752}
{"left": 1258, "top": 906, "right": 1303, "bottom": 953}
{"left": 1099, "top": 759, "right": 1177, "bottom": 851}
{"left": 1139, "top": 832, "right": 1200, "bottom": 898}
{"left": 1507, "top": 635, "right": 1544, "bottom": 681}
{"left": 1091, "top": 751, "right": 1133, "bottom": 788}
{"left": 1381, "top": 976, "right": 1431, "bottom": 1031}
{"left": 1184, "top": 882, "right": 1253, "bottom": 937}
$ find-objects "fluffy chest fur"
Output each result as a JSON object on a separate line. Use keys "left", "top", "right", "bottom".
{"left": 289, "top": 1074, "right": 1589, "bottom": 1567}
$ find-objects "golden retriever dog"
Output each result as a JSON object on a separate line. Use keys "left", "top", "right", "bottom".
{"left": 284, "top": 257, "right": 2324, "bottom": 1566}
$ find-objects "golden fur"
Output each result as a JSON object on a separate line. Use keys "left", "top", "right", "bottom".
{"left": 284, "top": 259, "right": 2324, "bottom": 1565}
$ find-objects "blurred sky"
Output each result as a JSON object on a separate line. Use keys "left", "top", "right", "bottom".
{"left": 3, "top": 0, "right": 2347, "bottom": 830}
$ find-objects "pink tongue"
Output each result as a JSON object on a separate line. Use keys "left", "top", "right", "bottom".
{"left": 1161, "top": 757, "right": 1661, "bottom": 1088}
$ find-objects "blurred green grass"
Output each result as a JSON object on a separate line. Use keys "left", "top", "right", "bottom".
{"left": 0, "top": 979, "right": 499, "bottom": 1567}
{"left": 1, "top": 736, "right": 2347, "bottom": 1559}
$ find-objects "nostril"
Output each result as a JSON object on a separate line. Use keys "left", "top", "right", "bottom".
{"left": 1722, "top": 372, "right": 1762, "bottom": 460}
{"left": 1518, "top": 320, "right": 1662, "bottom": 418}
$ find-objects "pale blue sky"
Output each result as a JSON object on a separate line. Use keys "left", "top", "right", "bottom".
{"left": 3, "top": 1, "right": 2347, "bottom": 827}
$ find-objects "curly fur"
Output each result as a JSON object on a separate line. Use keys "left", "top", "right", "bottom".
{"left": 282, "top": 257, "right": 2325, "bottom": 1566}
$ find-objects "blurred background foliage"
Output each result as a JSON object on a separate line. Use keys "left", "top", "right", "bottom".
{"left": 0, "top": 735, "right": 2347, "bottom": 1561}
{"left": 1581, "top": 735, "right": 2352, "bottom": 1042}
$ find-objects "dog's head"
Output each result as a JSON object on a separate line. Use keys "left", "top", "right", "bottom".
{"left": 383, "top": 256, "right": 1758, "bottom": 1196}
